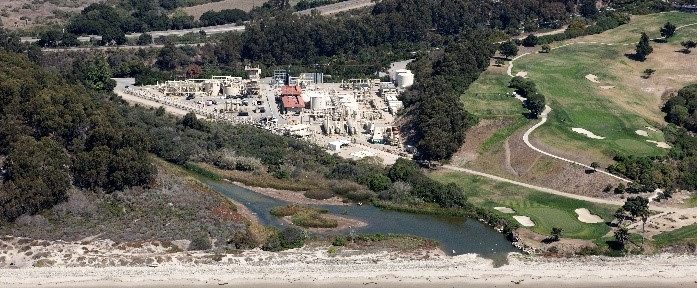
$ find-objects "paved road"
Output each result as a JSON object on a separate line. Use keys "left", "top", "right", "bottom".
{"left": 41, "top": 43, "right": 210, "bottom": 53}
{"left": 443, "top": 165, "right": 628, "bottom": 207}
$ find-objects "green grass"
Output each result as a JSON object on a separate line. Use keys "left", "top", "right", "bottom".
{"left": 515, "top": 36, "right": 668, "bottom": 159}
{"left": 462, "top": 70, "right": 526, "bottom": 118}
{"left": 580, "top": 12, "right": 697, "bottom": 44}
{"left": 479, "top": 117, "right": 528, "bottom": 153}
{"left": 270, "top": 205, "right": 338, "bottom": 228}
{"left": 652, "top": 224, "right": 697, "bottom": 247}
{"left": 430, "top": 170, "right": 618, "bottom": 240}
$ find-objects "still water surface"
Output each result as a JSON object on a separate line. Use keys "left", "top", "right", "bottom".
{"left": 205, "top": 180, "right": 518, "bottom": 262}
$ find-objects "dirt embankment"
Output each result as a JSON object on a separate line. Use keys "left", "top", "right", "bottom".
{"left": 232, "top": 181, "right": 349, "bottom": 206}
{"left": 507, "top": 127, "right": 625, "bottom": 198}
{"left": 452, "top": 118, "right": 518, "bottom": 167}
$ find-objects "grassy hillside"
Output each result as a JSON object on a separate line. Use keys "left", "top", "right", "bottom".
{"left": 512, "top": 12, "right": 697, "bottom": 161}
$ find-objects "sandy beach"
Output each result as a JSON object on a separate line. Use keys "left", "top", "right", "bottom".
{"left": 3, "top": 246, "right": 697, "bottom": 288}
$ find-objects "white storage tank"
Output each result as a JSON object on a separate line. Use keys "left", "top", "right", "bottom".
{"left": 311, "top": 95, "right": 326, "bottom": 111}
{"left": 223, "top": 84, "right": 239, "bottom": 97}
{"left": 204, "top": 82, "right": 221, "bottom": 96}
{"left": 395, "top": 69, "right": 414, "bottom": 88}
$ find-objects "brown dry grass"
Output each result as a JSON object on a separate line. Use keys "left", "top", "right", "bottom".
{"left": 183, "top": 0, "right": 302, "bottom": 18}
{"left": 0, "top": 0, "right": 101, "bottom": 30}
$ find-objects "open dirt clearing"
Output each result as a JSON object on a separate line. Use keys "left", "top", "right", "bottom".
{"left": 183, "top": 0, "right": 292, "bottom": 18}
{"left": 0, "top": 0, "right": 101, "bottom": 30}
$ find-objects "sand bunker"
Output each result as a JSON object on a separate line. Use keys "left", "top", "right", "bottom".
{"left": 647, "top": 140, "right": 671, "bottom": 149}
{"left": 600, "top": 86, "right": 615, "bottom": 90}
{"left": 646, "top": 126, "right": 659, "bottom": 132}
{"left": 635, "top": 130, "right": 649, "bottom": 137}
{"left": 494, "top": 207, "right": 515, "bottom": 214}
{"left": 575, "top": 208, "right": 604, "bottom": 224}
{"left": 513, "top": 216, "right": 535, "bottom": 227}
{"left": 572, "top": 128, "right": 605, "bottom": 139}
{"left": 515, "top": 71, "right": 528, "bottom": 78}
{"left": 586, "top": 74, "right": 600, "bottom": 83}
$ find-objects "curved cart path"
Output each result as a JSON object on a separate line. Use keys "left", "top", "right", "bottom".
{"left": 499, "top": 23, "right": 697, "bottom": 182}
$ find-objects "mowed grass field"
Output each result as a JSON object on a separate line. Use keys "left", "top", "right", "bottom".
{"left": 431, "top": 170, "right": 617, "bottom": 240}
{"left": 462, "top": 69, "right": 527, "bottom": 118}
{"left": 512, "top": 12, "right": 697, "bottom": 161}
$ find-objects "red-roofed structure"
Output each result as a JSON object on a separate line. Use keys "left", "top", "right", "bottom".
{"left": 281, "top": 85, "right": 302, "bottom": 97}
{"left": 280, "top": 85, "right": 304, "bottom": 114}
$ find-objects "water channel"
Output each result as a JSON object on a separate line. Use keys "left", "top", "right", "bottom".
{"left": 205, "top": 180, "right": 519, "bottom": 263}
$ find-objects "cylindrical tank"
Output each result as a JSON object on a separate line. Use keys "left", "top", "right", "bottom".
{"left": 396, "top": 70, "right": 414, "bottom": 88}
{"left": 311, "top": 96, "right": 326, "bottom": 111}
{"left": 223, "top": 85, "right": 238, "bottom": 97}
{"left": 205, "top": 82, "right": 221, "bottom": 96}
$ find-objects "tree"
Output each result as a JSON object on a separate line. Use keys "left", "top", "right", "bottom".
{"left": 660, "top": 22, "right": 676, "bottom": 39}
{"left": 184, "top": 63, "right": 202, "bottom": 79}
{"left": 1, "top": 136, "right": 71, "bottom": 221}
{"left": 550, "top": 227, "right": 563, "bottom": 242}
{"left": 495, "top": 59, "right": 505, "bottom": 67}
{"left": 499, "top": 41, "right": 519, "bottom": 60}
{"left": 37, "top": 30, "right": 62, "bottom": 47}
{"left": 681, "top": 40, "right": 696, "bottom": 54}
{"left": 181, "top": 112, "right": 208, "bottom": 131}
{"left": 579, "top": 0, "right": 598, "bottom": 19}
{"left": 100, "top": 27, "right": 127, "bottom": 46}
{"left": 72, "top": 54, "right": 116, "bottom": 92}
{"left": 137, "top": 33, "right": 153, "bottom": 45}
{"left": 156, "top": 43, "right": 188, "bottom": 71}
{"left": 366, "top": 173, "right": 391, "bottom": 192}
{"left": 524, "top": 92, "right": 546, "bottom": 119}
{"left": 540, "top": 44, "right": 551, "bottom": 53}
{"left": 522, "top": 34, "right": 538, "bottom": 47}
{"left": 590, "top": 162, "right": 601, "bottom": 172}
{"left": 614, "top": 226, "right": 630, "bottom": 249}
{"left": 61, "top": 33, "right": 80, "bottom": 47}
{"left": 635, "top": 32, "right": 653, "bottom": 61}
{"left": 622, "top": 196, "right": 649, "bottom": 219}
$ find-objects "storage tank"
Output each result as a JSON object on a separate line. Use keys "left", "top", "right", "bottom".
{"left": 395, "top": 70, "right": 414, "bottom": 88}
{"left": 204, "top": 82, "right": 220, "bottom": 96}
{"left": 223, "top": 84, "right": 239, "bottom": 97}
{"left": 311, "top": 95, "right": 326, "bottom": 111}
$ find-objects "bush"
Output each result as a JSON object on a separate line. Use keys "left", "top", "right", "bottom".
{"left": 345, "top": 189, "right": 376, "bottom": 202}
{"left": 292, "top": 211, "right": 338, "bottom": 228}
{"left": 304, "top": 189, "right": 336, "bottom": 200}
{"left": 189, "top": 235, "right": 212, "bottom": 251}
{"left": 280, "top": 227, "right": 306, "bottom": 249}
{"left": 332, "top": 236, "right": 348, "bottom": 246}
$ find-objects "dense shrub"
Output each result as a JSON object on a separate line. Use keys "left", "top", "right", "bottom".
{"left": 189, "top": 234, "right": 213, "bottom": 251}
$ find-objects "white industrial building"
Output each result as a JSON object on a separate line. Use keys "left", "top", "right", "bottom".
{"left": 159, "top": 76, "right": 245, "bottom": 98}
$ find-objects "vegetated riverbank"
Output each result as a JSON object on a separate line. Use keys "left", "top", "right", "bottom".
{"left": 187, "top": 162, "right": 525, "bottom": 252}
{"left": 3, "top": 248, "right": 697, "bottom": 288}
